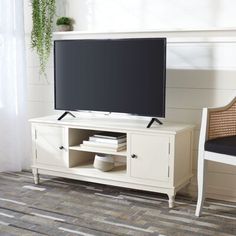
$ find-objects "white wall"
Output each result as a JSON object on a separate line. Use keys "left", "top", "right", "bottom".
{"left": 24, "top": 0, "right": 236, "bottom": 201}
{"left": 66, "top": 0, "right": 236, "bottom": 31}
{"left": 24, "top": 0, "right": 58, "bottom": 118}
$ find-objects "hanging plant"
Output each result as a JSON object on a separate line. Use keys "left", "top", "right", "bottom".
{"left": 31, "top": 0, "right": 56, "bottom": 76}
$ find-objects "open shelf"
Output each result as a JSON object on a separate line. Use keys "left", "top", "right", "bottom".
{"left": 53, "top": 28, "right": 236, "bottom": 43}
{"left": 70, "top": 161, "right": 127, "bottom": 178}
{"left": 69, "top": 145, "right": 127, "bottom": 156}
{"left": 68, "top": 128, "right": 127, "bottom": 157}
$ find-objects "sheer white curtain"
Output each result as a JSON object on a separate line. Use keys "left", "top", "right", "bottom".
{"left": 0, "top": 0, "right": 30, "bottom": 171}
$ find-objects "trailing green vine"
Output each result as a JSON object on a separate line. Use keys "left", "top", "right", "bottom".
{"left": 31, "top": 0, "right": 56, "bottom": 76}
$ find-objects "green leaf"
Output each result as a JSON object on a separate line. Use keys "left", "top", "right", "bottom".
{"left": 31, "top": 0, "right": 56, "bottom": 76}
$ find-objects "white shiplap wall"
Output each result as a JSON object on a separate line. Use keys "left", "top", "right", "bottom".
{"left": 24, "top": 0, "right": 236, "bottom": 201}
{"left": 24, "top": 1, "right": 57, "bottom": 119}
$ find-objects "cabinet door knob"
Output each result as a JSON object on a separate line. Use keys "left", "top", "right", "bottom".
{"left": 131, "top": 154, "right": 137, "bottom": 159}
{"left": 59, "top": 146, "right": 64, "bottom": 150}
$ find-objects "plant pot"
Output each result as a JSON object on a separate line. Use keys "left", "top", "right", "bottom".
{"left": 57, "top": 25, "right": 72, "bottom": 32}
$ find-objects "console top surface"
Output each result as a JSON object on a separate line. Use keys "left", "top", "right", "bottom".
{"left": 30, "top": 114, "right": 194, "bottom": 135}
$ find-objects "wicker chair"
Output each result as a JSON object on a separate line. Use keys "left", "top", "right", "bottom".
{"left": 195, "top": 97, "right": 236, "bottom": 217}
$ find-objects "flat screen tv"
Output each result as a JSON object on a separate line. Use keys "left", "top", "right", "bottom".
{"left": 54, "top": 38, "right": 166, "bottom": 118}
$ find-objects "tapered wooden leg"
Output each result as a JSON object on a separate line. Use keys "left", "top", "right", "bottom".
{"left": 168, "top": 194, "right": 175, "bottom": 208}
{"left": 32, "top": 168, "right": 40, "bottom": 185}
{"left": 195, "top": 156, "right": 208, "bottom": 217}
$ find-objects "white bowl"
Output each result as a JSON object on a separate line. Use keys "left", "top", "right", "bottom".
{"left": 93, "top": 154, "right": 115, "bottom": 172}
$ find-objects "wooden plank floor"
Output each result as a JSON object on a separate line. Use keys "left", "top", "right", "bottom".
{"left": 0, "top": 171, "right": 235, "bottom": 236}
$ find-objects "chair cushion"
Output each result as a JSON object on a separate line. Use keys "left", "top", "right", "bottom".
{"left": 205, "top": 135, "right": 236, "bottom": 156}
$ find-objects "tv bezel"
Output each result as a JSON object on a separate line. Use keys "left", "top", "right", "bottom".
{"left": 54, "top": 37, "right": 166, "bottom": 118}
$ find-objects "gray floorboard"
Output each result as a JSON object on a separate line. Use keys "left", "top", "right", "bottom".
{"left": 0, "top": 171, "right": 235, "bottom": 236}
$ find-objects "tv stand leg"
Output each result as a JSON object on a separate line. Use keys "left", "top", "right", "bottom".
{"left": 32, "top": 168, "right": 40, "bottom": 185}
{"left": 58, "top": 111, "right": 76, "bottom": 121}
{"left": 147, "top": 118, "right": 163, "bottom": 128}
{"left": 168, "top": 194, "right": 175, "bottom": 208}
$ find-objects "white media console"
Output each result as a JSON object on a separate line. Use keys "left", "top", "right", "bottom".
{"left": 30, "top": 115, "right": 194, "bottom": 208}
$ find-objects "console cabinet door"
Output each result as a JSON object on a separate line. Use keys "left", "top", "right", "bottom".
{"left": 34, "top": 125, "right": 67, "bottom": 167}
{"left": 130, "top": 133, "right": 170, "bottom": 182}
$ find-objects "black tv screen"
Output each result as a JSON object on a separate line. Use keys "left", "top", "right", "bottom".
{"left": 54, "top": 38, "right": 166, "bottom": 117}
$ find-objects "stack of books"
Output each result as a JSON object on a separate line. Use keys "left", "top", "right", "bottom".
{"left": 80, "top": 132, "right": 126, "bottom": 152}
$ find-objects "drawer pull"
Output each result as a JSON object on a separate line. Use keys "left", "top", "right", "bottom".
{"left": 131, "top": 154, "right": 137, "bottom": 159}
{"left": 59, "top": 146, "right": 64, "bottom": 150}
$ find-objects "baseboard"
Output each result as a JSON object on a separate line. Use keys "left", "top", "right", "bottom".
{"left": 180, "top": 182, "right": 236, "bottom": 203}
